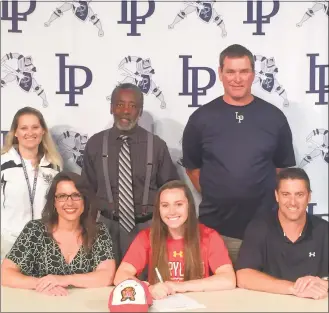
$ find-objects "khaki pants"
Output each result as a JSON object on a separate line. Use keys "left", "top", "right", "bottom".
{"left": 221, "top": 235, "right": 242, "bottom": 267}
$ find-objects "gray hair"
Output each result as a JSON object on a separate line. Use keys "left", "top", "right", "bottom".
{"left": 110, "top": 83, "right": 144, "bottom": 109}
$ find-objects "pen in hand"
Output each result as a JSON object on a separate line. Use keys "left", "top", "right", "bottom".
{"left": 155, "top": 267, "right": 164, "bottom": 283}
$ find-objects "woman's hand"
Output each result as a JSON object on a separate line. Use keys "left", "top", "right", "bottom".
{"left": 35, "top": 275, "right": 69, "bottom": 294}
{"left": 149, "top": 282, "right": 175, "bottom": 299}
{"left": 39, "top": 285, "right": 69, "bottom": 296}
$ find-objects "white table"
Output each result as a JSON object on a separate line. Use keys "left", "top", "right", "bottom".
{"left": 1, "top": 286, "right": 327, "bottom": 312}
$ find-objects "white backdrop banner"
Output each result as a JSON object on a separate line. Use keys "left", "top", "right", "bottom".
{"left": 1, "top": 0, "right": 328, "bottom": 220}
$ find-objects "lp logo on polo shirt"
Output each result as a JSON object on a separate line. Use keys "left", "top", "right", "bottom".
{"left": 309, "top": 252, "right": 316, "bottom": 257}
{"left": 235, "top": 112, "right": 244, "bottom": 123}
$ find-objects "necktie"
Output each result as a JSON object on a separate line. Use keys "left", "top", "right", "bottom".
{"left": 118, "top": 135, "right": 135, "bottom": 232}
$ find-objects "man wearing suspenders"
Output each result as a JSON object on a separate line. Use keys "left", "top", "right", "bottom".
{"left": 81, "top": 83, "right": 179, "bottom": 266}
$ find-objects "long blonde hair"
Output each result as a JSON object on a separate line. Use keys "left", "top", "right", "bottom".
{"left": 149, "top": 180, "right": 203, "bottom": 284}
{"left": 1, "top": 107, "right": 62, "bottom": 169}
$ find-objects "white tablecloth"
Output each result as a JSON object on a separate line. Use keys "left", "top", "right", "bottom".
{"left": 1, "top": 286, "right": 327, "bottom": 312}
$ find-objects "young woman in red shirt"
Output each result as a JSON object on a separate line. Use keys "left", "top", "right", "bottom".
{"left": 114, "top": 180, "right": 236, "bottom": 299}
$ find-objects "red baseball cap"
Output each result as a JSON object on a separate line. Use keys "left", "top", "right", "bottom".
{"left": 108, "top": 279, "right": 153, "bottom": 312}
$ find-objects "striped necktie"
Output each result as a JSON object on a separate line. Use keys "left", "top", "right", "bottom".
{"left": 118, "top": 135, "right": 135, "bottom": 232}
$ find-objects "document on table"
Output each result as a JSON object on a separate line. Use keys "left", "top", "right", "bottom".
{"left": 150, "top": 293, "right": 206, "bottom": 312}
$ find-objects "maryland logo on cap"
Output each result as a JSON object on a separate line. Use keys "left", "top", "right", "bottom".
{"left": 108, "top": 279, "right": 153, "bottom": 312}
{"left": 121, "top": 286, "right": 136, "bottom": 301}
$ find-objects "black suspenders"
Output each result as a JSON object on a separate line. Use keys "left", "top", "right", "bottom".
{"left": 100, "top": 130, "right": 153, "bottom": 219}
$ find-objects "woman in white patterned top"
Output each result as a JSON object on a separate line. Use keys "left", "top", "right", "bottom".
{"left": 1, "top": 107, "right": 62, "bottom": 258}
{"left": 1, "top": 171, "right": 115, "bottom": 296}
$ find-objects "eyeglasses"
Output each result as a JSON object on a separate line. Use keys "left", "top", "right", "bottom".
{"left": 55, "top": 193, "right": 83, "bottom": 202}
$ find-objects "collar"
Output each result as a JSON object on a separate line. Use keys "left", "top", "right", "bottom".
{"left": 274, "top": 209, "right": 312, "bottom": 243}
{"left": 221, "top": 95, "right": 256, "bottom": 108}
{"left": 110, "top": 125, "right": 141, "bottom": 141}
{"left": 9, "top": 147, "right": 51, "bottom": 167}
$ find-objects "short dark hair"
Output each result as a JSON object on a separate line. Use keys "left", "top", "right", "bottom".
{"left": 110, "top": 83, "right": 144, "bottom": 109}
{"left": 276, "top": 168, "right": 311, "bottom": 192}
{"left": 219, "top": 44, "right": 254, "bottom": 72}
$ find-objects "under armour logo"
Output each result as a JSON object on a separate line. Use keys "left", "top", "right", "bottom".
{"left": 309, "top": 252, "right": 316, "bottom": 257}
{"left": 173, "top": 250, "right": 183, "bottom": 258}
{"left": 235, "top": 112, "right": 244, "bottom": 123}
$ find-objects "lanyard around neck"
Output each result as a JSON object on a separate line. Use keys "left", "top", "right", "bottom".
{"left": 20, "top": 155, "right": 39, "bottom": 220}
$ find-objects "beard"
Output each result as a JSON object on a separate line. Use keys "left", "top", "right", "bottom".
{"left": 114, "top": 116, "right": 139, "bottom": 131}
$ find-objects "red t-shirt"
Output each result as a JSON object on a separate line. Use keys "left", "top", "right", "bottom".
{"left": 122, "top": 224, "right": 231, "bottom": 281}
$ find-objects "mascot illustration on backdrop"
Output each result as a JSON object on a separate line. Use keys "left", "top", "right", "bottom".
{"left": 1, "top": 53, "right": 48, "bottom": 108}
{"left": 168, "top": 1, "right": 227, "bottom": 37}
{"left": 44, "top": 0, "right": 104, "bottom": 37}
{"left": 297, "top": 1, "right": 329, "bottom": 27}
{"left": 106, "top": 56, "right": 167, "bottom": 109}
{"left": 51, "top": 126, "right": 89, "bottom": 173}
{"left": 253, "top": 55, "right": 289, "bottom": 107}
{"left": 299, "top": 129, "right": 328, "bottom": 168}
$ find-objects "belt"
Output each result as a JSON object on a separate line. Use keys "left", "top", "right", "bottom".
{"left": 101, "top": 210, "right": 153, "bottom": 224}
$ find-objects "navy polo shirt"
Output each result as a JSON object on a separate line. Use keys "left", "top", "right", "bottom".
{"left": 182, "top": 96, "right": 296, "bottom": 239}
{"left": 235, "top": 210, "right": 329, "bottom": 281}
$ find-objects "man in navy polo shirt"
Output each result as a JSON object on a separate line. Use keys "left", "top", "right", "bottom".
{"left": 182, "top": 44, "right": 296, "bottom": 263}
{"left": 236, "top": 168, "right": 328, "bottom": 300}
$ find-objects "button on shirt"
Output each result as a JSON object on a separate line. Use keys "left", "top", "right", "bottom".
{"left": 81, "top": 126, "right": 179, "bottom": 216}
{"left": 235, "top": 209, "right": 329, "bottom": 282}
